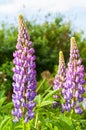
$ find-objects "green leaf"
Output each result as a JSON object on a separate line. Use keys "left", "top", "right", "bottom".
{"left": 0, "top": 90, "right": 5, "bottom": 98}
{"left": 45, "top": 122, "right": 53, "bottom": 129}
{"left": 34, "top": 95, "right": 42, "bottom": 107}
{"left": 54, "top": 126, "right": 58, "bottom": 130}
{"left": 0, "top": 97, "right": 7, "bottom": 107}
{"left": 40, "top": 100, "right": 53, "bottom": 107}
{"left": 82, "top": 93, "right": 86, "bottom": 98}
{"left": 59, "top": 114, "right": 72, "bottom": 126}
{"left": 15, "top": 126, "right": 23, "bottom": 129}
{"left": 58, "top": 114, "right": 75, "bottom": 130}
{"left": 43, "top": 89, "right": 61, "bottom": 100}
{"left": 36, "top": 79, "right": 46, "bottom": 92}
{"left": 0, "top": 102, "right": 13, "bottom": 111}
{"left": 1, "top": 118, "right": 12, "bottom": 130}
{"left": 0, "top": 116, "right": 11, "bottom": 130}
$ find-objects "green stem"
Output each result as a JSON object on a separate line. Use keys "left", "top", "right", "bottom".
{"left": 70, "top": 109, "right": 73, "bottom": 120}
{"left": 23, "top": 122, "right": 26, "bottom": 130}
{"left": 35, "top": 112, "right": 38, "bottom": 129}
{"left": 37, "top": 79, "right": 45, "bottom": 92}
{"left": 42, "top": 86, "right": 51, "bottom": 97}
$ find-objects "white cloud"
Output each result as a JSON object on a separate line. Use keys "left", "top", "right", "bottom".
{"left": 0, "top": 0, "right": 86, "bottom": 15}
{"left": 0, "top": 0, "right": 86, "bottom": 35}
{"left": 0, "top": 0, "right": 29, "bottom": 14}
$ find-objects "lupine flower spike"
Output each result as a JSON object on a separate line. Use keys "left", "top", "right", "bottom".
{"left": 53, "top": 51, "right": 66, "bottom": 108}
{"left": 12, "top": 15, "right": 36, "bottom": 123}
{"left": 63, "top": 37, "right": 85, "bottom": 114}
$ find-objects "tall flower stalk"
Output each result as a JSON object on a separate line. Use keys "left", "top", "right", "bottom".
{"left": 12, "top": 15, "right": 36, "bottom": 123}
{"left": 53, "top": 51, "right": 66, "bottom": 108}
{"left": 63, "top": 37, "right": 85, "bottom": 113}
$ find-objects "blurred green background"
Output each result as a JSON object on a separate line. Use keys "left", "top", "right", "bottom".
{"left": 0, "top": 16, "right": 86, "bottom": 95}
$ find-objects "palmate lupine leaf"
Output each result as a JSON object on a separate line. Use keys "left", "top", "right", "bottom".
{"left": 35, "top": 89, "right": 61, "bottom": 108}
{"left": 0, "top": 90, "right": 5, "bottom": 98}
{"left": 0, "top": 102, "right": 13, "bottom": 112}
{"left": 43, "top": 89, "right": 61, "bottom": 100}
{"left": 0, "top": 116, "right": 12, "bottom": 130}
{"left": 0, "top": 97, "right": 7, "bottom": 107}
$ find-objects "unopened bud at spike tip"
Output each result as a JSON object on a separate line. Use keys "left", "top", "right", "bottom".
{"left": 70, "top": 37, "right": 77, "bottom": 51}
{"left": 71, "top": 37, "right": 75, "bottom": 42}
{"left": 18, "top": 14, "right": 23, "bottom": 19}
{"left": 59, "top": 51, "right": 63, "bottom": 60}
{"left": 59, "top": 51, "right": 65, "bottom": 70}
{"left": 18, "top": 14, "right": 26, "bottom": 30}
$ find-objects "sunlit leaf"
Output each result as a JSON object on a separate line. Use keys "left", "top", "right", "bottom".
{"left": 0, "top": 97, "right": 7, "bottom": 107}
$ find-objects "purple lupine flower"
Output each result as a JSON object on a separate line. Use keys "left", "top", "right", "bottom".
{"left": 12, "top": 15, "right": 36, "bottom": 123}
{"left": 63, "top": 37, "right": 85, "bottom": 113}
{"left": 53, "top": 51, "right": 66, "bottom": 108}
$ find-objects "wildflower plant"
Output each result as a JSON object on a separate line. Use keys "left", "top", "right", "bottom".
{"left": 0, "top": 13, "right": 86, "bottom": 130}
{"left": 63, "top": 37, "right": 85, "bottom": 113}
{"left": 53, "top": 51, "right": 66, "bottom": 108}
{"left": 12, "top": 15, "right": 36, "bottom": 123}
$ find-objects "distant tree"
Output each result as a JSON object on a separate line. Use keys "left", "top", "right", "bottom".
{"left": 0, "top": 16, "right": 86, "bottom": 79}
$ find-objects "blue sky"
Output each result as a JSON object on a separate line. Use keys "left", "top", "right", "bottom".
{"left": 0, "top": 0, "right": 86, "bottom": 35}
